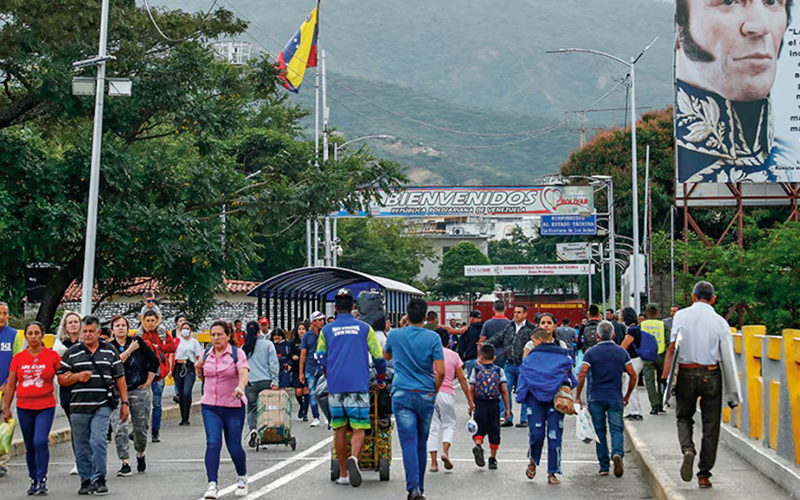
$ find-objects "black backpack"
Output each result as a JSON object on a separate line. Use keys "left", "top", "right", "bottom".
{"left": 357, "top": 290, "right": 386, "bottom": 333}
{"left": 582, "top": 320, "right": 600, "bottom": 352}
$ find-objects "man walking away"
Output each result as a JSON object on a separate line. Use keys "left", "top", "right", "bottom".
{"left": 317, "top": 288, "right": 386, "bottom": 487}
{"left": 455, "top": 311, "right": 483, "bottom": 379}
{"left": 575, "top": 321, "right": 638, "bottom": 477}
{"left": 662, "top": 282, "right": 731, "bottom": 489}
{"left": 384, "top": 298, "right": 444, "bottom": 500}
{"left": 605, "top": 308, "right": 627, "bottom": 346}
{"left": 58, "top": 316, "right": 129, "bottom": 495}
{"left": 579, "top": 305, "right": 602, "bottom": 353}
{"left": 555, "top": 318, "right": 577, "bottom": 360}
{"left": 640, "top": 303, "right": 668, "bottom": 415}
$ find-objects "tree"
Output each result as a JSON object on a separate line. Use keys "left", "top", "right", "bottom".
{"left": 431, "top": 241, "right": 492, "bottom": 299}
{"left": 0, "top": 1, "right": 406, "bottom": 328}
{"left": 337, "top": 218, "right": 435, "bottom": 285}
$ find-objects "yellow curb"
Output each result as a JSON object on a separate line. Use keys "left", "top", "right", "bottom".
{"left": 624, "top": 420, "right": 688, "bottom": 500}
{"left": 9, "top": 402, "right": 201, "bottom": 458}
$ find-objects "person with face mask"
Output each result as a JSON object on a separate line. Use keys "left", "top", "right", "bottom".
{"left": 173, "top": 323, "right": 204, "bottom": 426}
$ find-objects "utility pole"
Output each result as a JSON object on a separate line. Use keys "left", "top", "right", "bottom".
{"left": 79, "top": 0, "right": 111, "bottom": 316}
{"left": 321, "top": 49, "right": 331, "bottom": 266}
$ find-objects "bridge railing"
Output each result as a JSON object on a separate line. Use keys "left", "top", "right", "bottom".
{"left": 725, "top": 326, "right": 800, "bottom": 465}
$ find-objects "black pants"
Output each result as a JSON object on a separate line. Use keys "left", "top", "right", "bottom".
{"left": 473, "top": 399, "right": 501, "bottom": 446}
{"left": 174, "top": 361, "right": 196, "bottom": 423}
{"left": 675, "top": 367, "right": 722, "bottom": 478}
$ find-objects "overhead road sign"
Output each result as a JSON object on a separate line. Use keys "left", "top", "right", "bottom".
{"left": 331, "top": 185, "right": 593, "bottom": 218}
{"left": 464, "top": 264, "right": 594, "bottom": 276}
{"left": 541, "top": 215, "right": 597, "bottom": 235}
{"left": 557, "top": 242, "right": 590, "bottom": 261}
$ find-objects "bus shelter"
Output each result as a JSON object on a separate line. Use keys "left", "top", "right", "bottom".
{"left": 247, "top": 266, "right": 424, "bottom": 330}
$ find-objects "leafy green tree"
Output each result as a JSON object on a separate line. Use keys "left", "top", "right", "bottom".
{"left": 430, "top": 241, "right": 492, "bottom": 299}
{"left": 337, "top": 218, "right": 435, "bottom": 285}
{"left": 0, "top": 1, "right": 405, "bottom": 328}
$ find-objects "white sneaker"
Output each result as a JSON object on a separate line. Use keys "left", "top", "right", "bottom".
{"left": 335, "top": 476, "right": 350, "bottom": 485}
{"left": 235, "top": 476, "right": 248, "bottom": 497}
{"left": 204, "top": 482, "right": 218, "bottom": 499}
{"left": 310, "top": 418, "right": 321, "bottom": 427}
{"left": 70, "top": 464, "right": 78, "bottom": 475}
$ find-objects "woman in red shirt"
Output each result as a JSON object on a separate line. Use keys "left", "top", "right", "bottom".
{"left": 3, "top": 321, "right": 62, "bottom": 495}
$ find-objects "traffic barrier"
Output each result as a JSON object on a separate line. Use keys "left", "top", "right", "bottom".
{"left": 725, "top": 326, "right": 800, "bottom": 466}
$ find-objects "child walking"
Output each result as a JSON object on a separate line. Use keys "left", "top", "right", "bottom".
{"left": 469, "top": 344, "right": 509, "bottom": 470}
{"left": 427, "top": 334, "right": 475, "bottom": 472}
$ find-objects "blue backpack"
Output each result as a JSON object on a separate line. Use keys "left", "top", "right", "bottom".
{"left": 203, "top": 345, "right": 239, "bottom": 363}
{"left": 634, "top": 328, "right": 659, "bottom": 362}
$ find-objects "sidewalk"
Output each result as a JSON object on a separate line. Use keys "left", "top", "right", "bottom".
{"left": 7, "top": 384, "right": 202, "bottom": 458}
{"left": 624, "top": 387, "right": 795, "bottom": 500}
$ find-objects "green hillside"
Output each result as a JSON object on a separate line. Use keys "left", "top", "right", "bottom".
{"left": 156, "top": 0, "right": 676, "bottom": 182}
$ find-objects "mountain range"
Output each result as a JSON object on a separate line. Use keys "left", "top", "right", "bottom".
{"left": 158, "top": 0, "right": 676, "bottom": 183}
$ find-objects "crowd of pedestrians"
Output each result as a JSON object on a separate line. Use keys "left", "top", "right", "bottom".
{"left": 0, "top": 279, "right": 734, "bottom": 497}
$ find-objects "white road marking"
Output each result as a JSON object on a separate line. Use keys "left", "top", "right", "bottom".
{"left": 243, "top": 457, "right": 328, "bottom": 499}
{"left": 204, "top": 435, "right": 333, "bottom": 499}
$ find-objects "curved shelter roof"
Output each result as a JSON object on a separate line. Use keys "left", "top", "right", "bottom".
{"left": 247, "top": 267, "right": 424, "bottom": 328}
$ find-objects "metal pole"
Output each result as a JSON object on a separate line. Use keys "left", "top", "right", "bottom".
{"left": 332, "top": 218, "right": 338, "bottom": 267}
{"left": 670, "top": 206, "right": 676, "bottom": 305}
{"left": 324, "top": 217, "right": 331, "bottom": 266}
{"left": 321, "top": 49, "right": 329, "bottom": 163}
{"left": 306, "top": 219, "right": 312, "bottom": 267}
{"left": 313, "top": 220, "right": 319, "bottom": 266}
{"left": 600, "top": 243, "right": 606, "bottom": 309}
{"left": 608, "top": 178, "right": 617, "bottom": 312}
{"left": 643, "top": 145, "right": 651, "bottom": 303}
{"left": 80, "top": 0, "right": 110, "bottom": 317}
{"left": 630, "top": 59, "right": 641, "bottom": 314}
{"left": 588, "top": 253, "right": 593, "bottom": 307}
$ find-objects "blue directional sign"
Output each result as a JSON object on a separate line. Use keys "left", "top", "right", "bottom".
{"left": 540, "top": 215, "right": 597, "bottom": 236}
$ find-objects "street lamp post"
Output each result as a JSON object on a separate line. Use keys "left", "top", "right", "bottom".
{"left": 79, "top": 0, "right": 111, "bottom": 317}
{"left": 548, "top": 37, "right": 657, "bottom": 314}
{"left": 333, "top": 134, "right": 394, "bottom": 161}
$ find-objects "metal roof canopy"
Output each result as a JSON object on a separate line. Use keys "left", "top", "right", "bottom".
{"left": 248, "top": 267, "right": 424, "bottom": 330}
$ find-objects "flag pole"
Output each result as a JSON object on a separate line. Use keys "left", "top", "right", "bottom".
{"left": 311, "top": 0, "right": 321, "bottom": 267}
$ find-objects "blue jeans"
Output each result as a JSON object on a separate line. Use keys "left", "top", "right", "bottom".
{"left": 71, "top": 406, "right": 112, "bottom": 482}
{"left": 504, "top": 364, "right": 526, "bottom": 423}
{"left": 202, "top": 404, "right": 247, "bottom": 483}
{"left": 17, "top": 407, "right": 55, "bottom": 481}
{"left": 392, "top": 390, "right": 435, "bottom": 493}
{"left": 305, "top": 371, "right": 320, "bottom": 419}
{"left": 526, "top": 397, "right": 564, "bottom": 474}
{"left": 152, "top": 378, "right": 165, "bottom": 432}
{"left": 589, "top": 400, "right": 625, "bottom": 471}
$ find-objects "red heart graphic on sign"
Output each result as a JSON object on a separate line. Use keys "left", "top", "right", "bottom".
{"left": 541, "top": 188, "right": 563, "bottom": 214}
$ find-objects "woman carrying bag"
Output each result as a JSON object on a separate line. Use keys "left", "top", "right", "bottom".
{"left": 516, "top": 328, "right": 576, "bottom": 485}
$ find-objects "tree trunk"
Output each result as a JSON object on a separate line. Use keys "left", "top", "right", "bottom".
{"left": 36, "top": 262, "right": 80, "bottom": 332}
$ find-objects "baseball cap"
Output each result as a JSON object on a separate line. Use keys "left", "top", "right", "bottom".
{"left": 335, "top": 288, "right": 353, "bottom": 298}
{"left": 310, "top": 311, "right": 325, "bottom": 322}
{"left": 469, "top": 310, "right": 482, "bottom": 318}
{"left": 258, "top": 317, "right": 269, "bottom": 325}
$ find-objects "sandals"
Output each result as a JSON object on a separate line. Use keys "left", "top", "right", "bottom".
{"left": 525, "top": 461, "right": 536, "bottom": 480}
{"left": 441, "top": 455, "right": 453, "bottom": 470}
{"left": 548, "top": 473, "right": 561, "bottom": 485}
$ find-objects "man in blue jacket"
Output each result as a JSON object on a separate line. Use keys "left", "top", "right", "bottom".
{"left": 0, "top": 302, "right": 23, "bottom": 477}
{"left": 317, "top": 289, "right": 386, "bottom": 488}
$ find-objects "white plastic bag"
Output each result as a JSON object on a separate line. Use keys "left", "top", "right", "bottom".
{"left": 575, "top": 406, "right": 599, "bottom": 444}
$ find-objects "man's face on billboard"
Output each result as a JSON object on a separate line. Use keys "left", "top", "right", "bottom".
{"left": 679, "top": 0, "right": 788, "bottom": 102}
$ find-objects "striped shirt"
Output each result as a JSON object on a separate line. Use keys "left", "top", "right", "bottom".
{"left": 58, "top": 341, "right": 125, "bottom": 414}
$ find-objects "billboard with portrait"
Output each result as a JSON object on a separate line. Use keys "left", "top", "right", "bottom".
{"left": 675, "top": 0, "right": 800, "bottom": 183}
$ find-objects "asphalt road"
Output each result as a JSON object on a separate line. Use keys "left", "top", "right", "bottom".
{"left": 1, "top": 398, "right": 654, "bottom": 499}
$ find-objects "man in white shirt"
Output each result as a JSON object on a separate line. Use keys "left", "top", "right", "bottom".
{"left": 662, "top": 281, "right": 731, "bottom": 489}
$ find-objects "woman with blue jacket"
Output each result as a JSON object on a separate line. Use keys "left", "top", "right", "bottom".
{"left": 516, "top": 328, "right": 576, "bottom": 485}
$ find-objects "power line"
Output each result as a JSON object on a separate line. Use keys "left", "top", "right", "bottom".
{"left": 142, "top": 0, "right": 187, "bottom": 42}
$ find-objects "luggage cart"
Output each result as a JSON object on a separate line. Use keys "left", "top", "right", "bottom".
{"left": 255, "top": 389, "right": 297, "bottom": 452}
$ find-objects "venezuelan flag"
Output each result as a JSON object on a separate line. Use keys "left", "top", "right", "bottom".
{"left": 276, "top": 8, "right": 318, "bottom": 93}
